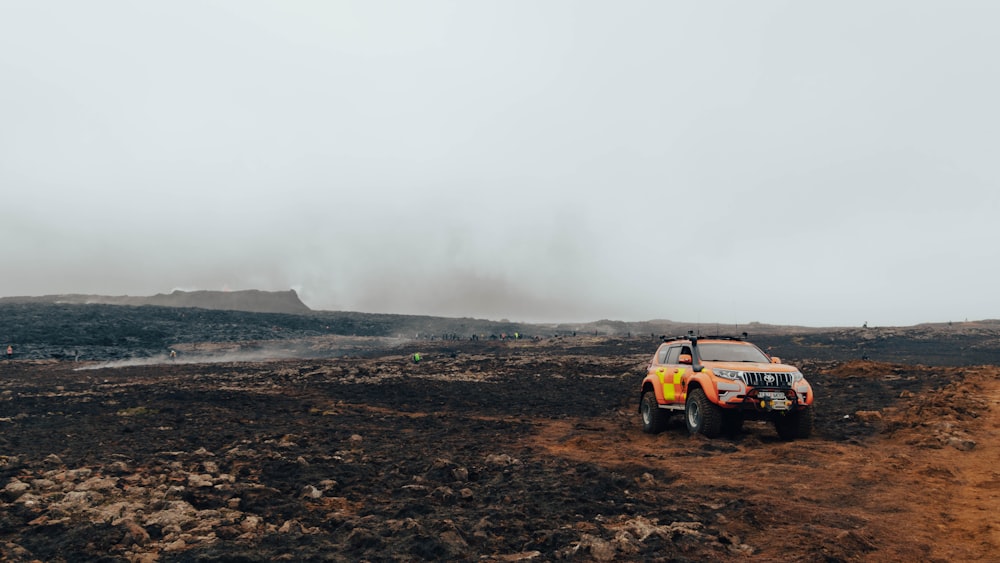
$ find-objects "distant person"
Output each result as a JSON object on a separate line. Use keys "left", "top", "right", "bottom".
{"left": 6, "top": 345, "right": 12, "bottom": 360}
{"left": 169, "top": 349, "right": 177, "bottom": 360}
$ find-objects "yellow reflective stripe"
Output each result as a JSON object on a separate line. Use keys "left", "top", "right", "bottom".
{"left": 656, "top": 367, "right": 689, "bottom": 403}
{"left": 674, "top": 368, "right": 686, "bottom": 402}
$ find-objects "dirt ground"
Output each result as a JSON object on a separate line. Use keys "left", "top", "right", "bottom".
{"left": 1, "top": 335, "right": 997, "bottom": 562}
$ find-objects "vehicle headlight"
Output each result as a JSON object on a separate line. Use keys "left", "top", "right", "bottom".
{"left": 789, "top": 370, "right": 804, "bottom": 382}
{"left": 714, "top": 369, "right": 741, "bottom": 380}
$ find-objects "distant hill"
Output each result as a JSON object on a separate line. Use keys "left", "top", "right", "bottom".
{"left": 3, "top": 294, "right": 1000, "bottom": 364}
{"left": 0, "top": 289, "right": 311, "bottom": 315}
{"left": 556, "top": 319, "right": 828, "bottom": 337}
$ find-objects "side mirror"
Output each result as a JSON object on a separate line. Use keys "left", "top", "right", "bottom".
{"left": 679, "top": 354, "right": 692, "bottom": 365}
{"left": 770, "top": 357, "right": 781, "bottom": 364}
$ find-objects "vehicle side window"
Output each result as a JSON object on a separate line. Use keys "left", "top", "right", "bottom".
{"left": 665, "top": 347, "right": 681, "bottom": 364}
{"left": 657, "top": 346, "right": 669, "bottom": 364}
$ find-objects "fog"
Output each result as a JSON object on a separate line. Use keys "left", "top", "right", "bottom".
{"left": 3, "top": 1, "right": 999, "bottom": 326}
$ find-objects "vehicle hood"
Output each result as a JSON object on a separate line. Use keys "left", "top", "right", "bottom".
{"left": 702, "top": 361, "right": 798, "bottom": 372}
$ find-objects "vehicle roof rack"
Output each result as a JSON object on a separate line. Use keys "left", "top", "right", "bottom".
{"left": 660, "top": 332, "right": 749, "bottom": 342}
{"left": 698, "top": 333, "right": 750, "bottom": 341}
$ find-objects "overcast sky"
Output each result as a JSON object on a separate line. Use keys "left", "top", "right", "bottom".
{"left": 2, "top": 1, "right": 998, "bottom": 326}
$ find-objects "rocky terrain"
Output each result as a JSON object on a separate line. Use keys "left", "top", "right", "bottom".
{"left": 1, "top": 303, "right": 998, "bottom": 561}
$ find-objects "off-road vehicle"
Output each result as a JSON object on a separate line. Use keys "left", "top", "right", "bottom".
{"left": 639, "top": 336, "right": 814, "bottom": 439}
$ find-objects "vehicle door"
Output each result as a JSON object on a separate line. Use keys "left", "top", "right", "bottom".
{"left": 651, "top": 345, "right": 686, "bottom": 404}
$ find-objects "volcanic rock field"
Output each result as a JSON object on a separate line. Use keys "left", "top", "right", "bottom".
{"left": 1, "top": 301, "right": 998, "bottom": 561}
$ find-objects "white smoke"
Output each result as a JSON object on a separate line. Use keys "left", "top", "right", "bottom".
{"left": 73, "top": 336, "right": 410, "bottom": 371}
{"left": 74, "top": 350, "right": 300, "bottom": 371}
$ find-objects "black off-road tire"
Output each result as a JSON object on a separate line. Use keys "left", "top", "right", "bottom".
{"left": 640, "top": 392, "right": 669, "bottom": 434}
{"left": 685, "top": 388, "right": 723, "bottom": 438}
{"left": 775, "top": 406, "right": 814, "bottom": 440}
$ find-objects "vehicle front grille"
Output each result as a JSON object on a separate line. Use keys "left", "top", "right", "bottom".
{"left": 742, "top": 372, "right": 793, "bottom": 388}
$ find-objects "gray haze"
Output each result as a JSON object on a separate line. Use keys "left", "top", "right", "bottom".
{"left": 2, "top": 1, "right": 998, "bottom": 326}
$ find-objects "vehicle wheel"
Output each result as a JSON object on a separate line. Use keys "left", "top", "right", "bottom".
{"left": 640, "top": 392, "right": 668, "bottom": 434}
{"left": 685, "top": 388, "right": 723, "bottom": 438}
{"left": 775, "top": 407, "right": 813, "bottom": 440}
{"left": 722, "top": 411, "right": 744, "bottom": 437}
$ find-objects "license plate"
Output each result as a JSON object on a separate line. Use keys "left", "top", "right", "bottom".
{"left": 759, "top": 391, "right": 786, "bottom": 399}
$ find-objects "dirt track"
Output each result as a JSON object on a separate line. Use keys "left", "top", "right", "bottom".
{"left": 1, "top": 336, "right": 997, "bottom": 561}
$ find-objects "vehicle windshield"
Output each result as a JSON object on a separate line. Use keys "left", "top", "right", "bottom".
{"left": 697, "top": 342, "right": 770, "bottom": 363}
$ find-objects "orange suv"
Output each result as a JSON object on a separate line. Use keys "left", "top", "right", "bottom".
{"left": 639, "top": 336, "right": 814, "bottom": 439}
